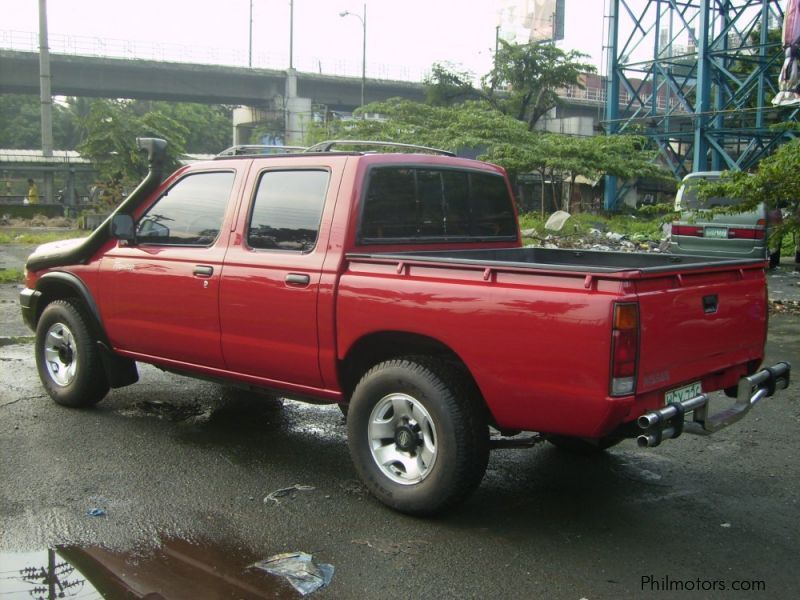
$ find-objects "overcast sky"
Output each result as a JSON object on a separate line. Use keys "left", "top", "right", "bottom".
{"left": 2, "top": 0, "right": 607, "bottom": 81}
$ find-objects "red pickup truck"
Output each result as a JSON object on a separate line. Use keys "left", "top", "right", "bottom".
{"left": 21, "top": 138, "right": 791, "bottom": 515}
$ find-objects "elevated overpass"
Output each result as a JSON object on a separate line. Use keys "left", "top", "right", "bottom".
{"left": 0, "top": 49, "right": 426, "bottom": 110}
{"left": 0, "top": 48, "right": 657, "bottom": 144}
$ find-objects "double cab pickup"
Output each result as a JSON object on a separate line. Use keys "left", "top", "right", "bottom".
{"left": 20, "top": 139, "right": 791, "bottom": 514}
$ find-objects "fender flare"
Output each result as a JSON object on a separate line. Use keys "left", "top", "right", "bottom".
{"left": 35, "top": 271, "right": 105, "bottom": 339}
{"left": 33, "top": 271, "right": 138, "bottom": 388}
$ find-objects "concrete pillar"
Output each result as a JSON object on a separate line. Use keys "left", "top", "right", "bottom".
{"left": 232, "top": 106, "right": 256, "bottom": 146}
{"left": 284, "top": 68, "right": 312, "bottom": 146}
{"left": 230, "top": 70, "right": 312, "bottom": 147}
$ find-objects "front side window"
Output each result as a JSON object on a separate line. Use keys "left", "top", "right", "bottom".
{"left": 137, "top": 171, "right": 234, "bottom": 246}
{"left": 247, "top": 170, "right": 330, "bottom": 252}
{"left": 360, "top": 167, "right": 516, "bottom": 243}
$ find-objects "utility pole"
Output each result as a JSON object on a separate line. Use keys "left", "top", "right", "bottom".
{"left": 249, "top": 0, "right": 253, "bottom": 67}
{"left": 289, "top": 0, "right": 294, "bottom": 70}
{"left": 38, "top": 0, "right": 54, "bottom": 204}
{"left": 361, "top": 3, "right": 366, "bottom": 111}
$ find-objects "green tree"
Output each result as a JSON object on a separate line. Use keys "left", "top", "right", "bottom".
{"left": 77, "top": 99, "right": 188, "bottom": 207}
{"left": 0, "top": 94, "right": 82, "bottom": 149}
{"left": 552, "top": 135, "right": 666, "bottom": 211}
{"left": 423, "top": 62, "right": 477, "bottom": 106}
{"left": 308, "top": 98, "right": 531, "bottom": 152}
{"left": 131, "top": 101, "right": 232, "bottom": 153}
{"left": 310, "top": 99, "right": 668, "bottom": 215}
{"left": 0, "top": 95, "right": 43, "bottom": 148}
{"left": 0, "top": 95, "right": 231, "bottom": 154}
{"left": 482, "top": 40, "right": 596, "bottom": 131}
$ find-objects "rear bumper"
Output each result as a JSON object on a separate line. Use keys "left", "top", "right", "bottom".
{"left": 636, "top": 361, "right": 791, "bottom": 447}
{"left": 668, "top": 240, "right": 768, "bottom": 260}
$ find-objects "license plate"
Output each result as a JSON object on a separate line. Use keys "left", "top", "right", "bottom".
{"left": 704, "top": 226, "right": 728, "bottom": 239}
{"left": 665, "top": 382, "right": 702, "bottom": 405}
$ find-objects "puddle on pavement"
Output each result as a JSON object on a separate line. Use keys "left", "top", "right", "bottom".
{"left": 120, "top": 384, "right": 347, "bottom": 447}
{"left": 119, "top": 385, "right": 343, "bottom": 435}
{"left": 0, "top": 538, "right": 295, "bottom": 599}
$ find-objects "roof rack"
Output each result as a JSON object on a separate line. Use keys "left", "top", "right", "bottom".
{"left": 304, "top": 140, "right": 456, "bottom": 157}
{"left": 217, "top": 144, "right": 307, "bottom": 157}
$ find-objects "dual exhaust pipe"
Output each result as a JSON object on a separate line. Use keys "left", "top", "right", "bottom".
{"left": 636, "top": 362, "right": 791, "bottom": 448}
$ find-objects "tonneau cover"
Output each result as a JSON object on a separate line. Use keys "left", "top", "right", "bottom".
{"left": 348, "top": 247, "right": 764, "bottom": 275}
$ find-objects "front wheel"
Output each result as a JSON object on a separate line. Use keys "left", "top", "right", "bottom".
{"left": 347, "top": 358, "right": 489, "bottom": 515}
{"left": 35, "top": 299, "right": 109, "bottom": 408}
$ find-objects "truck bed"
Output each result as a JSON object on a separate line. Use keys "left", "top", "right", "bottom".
{"left": 348, "top": 246, "right": 764, "bottom": 274}
{"left": 339, "top": 246, "right": 768, "bottom": 437}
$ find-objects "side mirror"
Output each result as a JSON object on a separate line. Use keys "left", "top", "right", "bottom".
{"left": 110, "top": 214, "right": 136, "bottom": 243}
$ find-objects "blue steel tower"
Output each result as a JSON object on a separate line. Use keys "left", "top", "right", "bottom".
{"left": 604, "top": 0, "right": 798, "bottom": 209}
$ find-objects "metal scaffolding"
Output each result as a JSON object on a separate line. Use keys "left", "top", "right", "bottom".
{"left": 604, "top": 0, "right": 799, "bottom": 209}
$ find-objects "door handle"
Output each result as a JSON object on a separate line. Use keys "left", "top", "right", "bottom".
{"left": 193, "top": 265, "right": 214, "bottom": 277}
{"left": 703, "top": 294, "right": 718, "bottom": 314}
{"left": 285, "top": 273, "right": 311, "bottom": 287}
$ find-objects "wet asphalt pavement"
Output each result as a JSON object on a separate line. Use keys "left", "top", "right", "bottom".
{"left": 1, "top": 244, "right": 799, "bottom": 599}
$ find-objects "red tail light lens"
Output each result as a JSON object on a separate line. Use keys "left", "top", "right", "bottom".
{"left": 672, "top": 224, "right": 703, "bottom": 237}
{"left": 611, "top": 303, "right": 639, "bottom": 396}
{"left": 727, "top": 227, "right": 765, "bottom": 240}
{"left": 673, "top": 223, "right": 765, "bottom": 239}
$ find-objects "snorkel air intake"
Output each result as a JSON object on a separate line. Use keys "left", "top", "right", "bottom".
{"left": 26, "top": 138, "right": 168, "bottom": 272}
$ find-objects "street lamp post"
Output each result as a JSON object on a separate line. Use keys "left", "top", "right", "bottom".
{"left": 339, "top": 4, "right": 366, "bottom": 112}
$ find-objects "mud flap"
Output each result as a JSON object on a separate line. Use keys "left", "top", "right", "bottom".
{"left": 97, "top": 341, "right": 139, "bottom": 388}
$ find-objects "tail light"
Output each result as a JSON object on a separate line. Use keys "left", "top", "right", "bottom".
{"left": 610, "top": 303, "right": 639, "bottom": 396}
{"left": 671, "top": 223, "right": 703, "bottom": 237}
{"left": 673, "top": 223, "right": 765, "bottom": 239}
{"left": 727, "top": 227, "right": 765, "bottom": 240}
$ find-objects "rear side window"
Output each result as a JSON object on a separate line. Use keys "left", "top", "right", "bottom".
{"left": 137, "top": 171, "right": 235, "bottom": 246}
{"left": 678, "top": 177, "right": 740, "bottom": 210}
{"left": 247, "top": 170, "right": 329, "bottom": 252}
{"left": 360, "top": 167, "right": 516, "bottom": 243}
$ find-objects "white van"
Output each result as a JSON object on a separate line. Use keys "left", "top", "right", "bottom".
{"left": 669, "top": 171, "right": 781, "bottom": 267}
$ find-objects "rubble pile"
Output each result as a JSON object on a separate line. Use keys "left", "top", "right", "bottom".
{"left": 770, "top": 299, "right": 800, "bottom": 315}
{"left": 0, "top": 214, "right": 75, "bottom": 228}
{"left": 521, "top": 227, "right": 668, "bottom": 254}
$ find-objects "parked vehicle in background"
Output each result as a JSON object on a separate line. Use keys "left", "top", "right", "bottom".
{"left": 670, "top": 171, "right": 782, "bottom": 268}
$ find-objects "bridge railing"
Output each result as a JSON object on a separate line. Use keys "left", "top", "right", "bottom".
{"left": 0, "top": 29, "right": 428, "bottom": 83}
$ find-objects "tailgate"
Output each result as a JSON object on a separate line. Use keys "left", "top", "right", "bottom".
{"left": 634, "top": 265, "right": 766, "bottom": 395}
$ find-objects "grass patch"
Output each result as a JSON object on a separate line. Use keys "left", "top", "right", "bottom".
{"left": 0, "top": 268, "right": 24, "bottom": 284}
{"left": 0, "top": 229, "right": 86, "bottom": 245}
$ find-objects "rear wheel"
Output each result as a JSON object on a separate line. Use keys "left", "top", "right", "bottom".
{"left": 35, "top": 300, "right": 109, "bottom": 407}
{"left": 347, "top": 357, "right": 488, "bottom": 515}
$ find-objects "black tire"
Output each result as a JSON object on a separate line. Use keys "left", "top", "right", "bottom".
{"left": 35, "top": 299, "right": 109, "bottom": 408}
{"left": 347, "top": 357, "right": 489, "bottom": 516}
{"left": 546, "top": 435, "right": 622, "bottom": 455}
